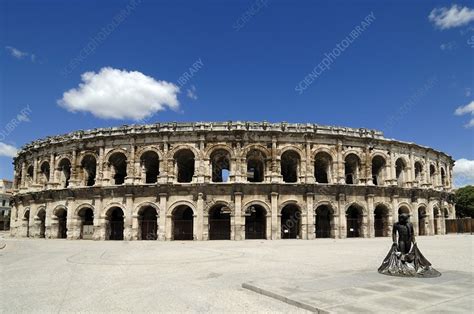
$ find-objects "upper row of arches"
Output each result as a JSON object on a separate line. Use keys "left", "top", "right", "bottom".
{"left": 16, "top": 144, "right": 451, "bottom": 189}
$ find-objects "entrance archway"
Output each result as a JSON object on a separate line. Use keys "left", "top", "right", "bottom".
{"left": 172, "top": 205, "right": 194, "bottom": 240}
{"left": 281, "top": 204, "right": 301, "bottom": 239}
{"left": 245, "top": 205, "right": 266, "bottom": 239}
{"left": 138, "top": 206, "right": 158, "bottom": 240}
{"left": 56, "top": 208, "right": 67, "bottom": 239}
{"left": 315, "top": 205, "right": 332, "bottom": 238}
{"left": 78, "top": 207, "right": 94, "bottom": 239}
{"left": 346, "top": 205, "right": 363, "bottom": 238}
{"left": 418, "top": 206, "right": 426, "bottom": 236}
{"left": 24, "top": 210, "right": 30, "bottom": 237}
{"left": 107, "top": 207, "right": 124, "bottom": 240}
{"left": 208, "top": 204, "right": 231, "bottom": 240}
{"left": 374, "top": 205, "right": 389, "bottom": 237}
{"left": 37, "top": 209, "right": 46, "bottom": 238}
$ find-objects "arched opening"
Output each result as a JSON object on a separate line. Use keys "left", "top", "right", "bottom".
{"left": 109, "top": 153, "right": 127, "bottom": 185}
{"left": 58, "top": 158, "right": 71, "bottom": 188}
{"left": 430, "top": 164, "right": 436, "bottom": 186}
{"left": 433, "top": 207, "right": 440, "bottom": 235}
{"left": 106, "top": 207, "right": 124, "bottom": 240}
{"left": 246, "top": 149, "right": 265, "bottom": 182}
{"left": 314, "top": 152, "right": 332, "bottom": 183}
{"left": 281, "top": 204, "right": 301, "bottom": 239}
{"left": 138, "top": 206, "right": 158, "bottom": 240}
{"left": 345, "top": 154, "right": 360, "bottom": 184}
{"left": 140, "top": 151, "right": 160, "bottom": 184}
{"left": 418, "top": 206, "right": 426, "bottom": 236}
{"left": 395, "top": 158, "right": 407, "bottom": 187}
{"left": 440, "top": 168, "right": 446, "bottom": 186}
{"left": 372, "top": 156, "right": 386, "bottom": 186}
{"left": 26, "top": 165, "right": 34, "bottom": 185}
{"left": 40, "top": 161, "right": 50, "bottom": 185}
{"left": 15, "top": 167, "right": 22, "bottom": 189}
{"left": 281, "top": 150, "right": 300, "bottom": 183}
{"left": 81, "top": 155, "right": 96, "bottom": 186}
{"left": 37, "top": 209, "right": 46, "bottom": 238}
{"left": 208, "top": 204, "right": 231, "bottom": 240}
{"left": 78, "top": 207, "right": 94, "bottom": 239}
{"left": 374, "top": 205, "right": 389, "bottom": 237}
{"left": 210, "top": 149, "right": 230, "bottom": 182}
{"left": 315, "top": 205, "right": 332, "bottom": 238}
{"left": 174, "top": 149, "right": 195, "bottom": 183}
{"left": 172, "top": 205, "right": 194, "bottom": 240}
{"left": 56, "top": 208, "right": 67, "bottom": 239}
{"left": 398, "top": 206, "right": 410, "bottom": 215}
{"left": 23, "top": 210, "right": 30, "bottom": 237}
{"left": 245, "top": 205, "right": 266, "bottom": 239}
{"left": 346, "top": 205, "right": 363, "bottom": 238}
{"left": 414, "top": 162, "right": 423, "bottom": 185}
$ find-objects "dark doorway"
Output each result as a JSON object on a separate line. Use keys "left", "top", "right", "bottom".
{"left": 107, "top": 207, "right": 124, "bottom": 240}
{"left": 374, "top": 205, "right": 389, "bottom": 237}
{"left": 38, "top": 209, "right": 46, "bottom": 238}
{"left": 246, "top": 150, "right": 265, "bottom": 182}
{"left": 209, "top": 205, "right": 231, "bottom": 240}
{"left": 24, "top": 210, "right": 30, "bottom": 237}
{"left": 109, "top": 153, "right": 127, "bottom": 185}
{"left": 173, "top": 205, "right": 194, "bottom": 240}
{"left": 315, "top": 205, "right": 332, "bottom": 238}
{"left": 139, "top": 206, "right": 158, "bottom": 240}
{"left": 418, "top": 207, "right": 426, "bottom": 236}
{"left": 346, "top": 205, "right": 362, "bottom": 238}
{"left": 140, "top": 151, "right": 160, "bottom": 184}
{"left": 56, "top": 208, "right": 67, "bottom": 239}
{"left": 81, "top": 155, "right": 97, "bottom": 186}
{"left": 314, "top": 152, "right": 332, "bottom": 183}
{"left": 245, "top": 205, "right": 266, "bottom": 239}
{"left": 281, "top": 151, "right": 299, "bottom": 183}
{"left": 79, "top": 207, "right": 94, "bottom": 239}
{"left": 281, "top": 204, "right": 301, "bottom": 239}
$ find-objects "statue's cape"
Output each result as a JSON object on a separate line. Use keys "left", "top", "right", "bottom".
{"left": 378, "top": 243, "right": 441, "bottom": 278}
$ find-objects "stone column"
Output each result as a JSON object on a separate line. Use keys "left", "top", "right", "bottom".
{"left": 270, "top": 192, "right": 279, "bottom": 239}
{"left": 338, "top": 193, "right": 346, "bottom": 238}
{"left": 411, "top": 200, "right": 419, "bottom": 236}
{"left": 66, "top": 197, "right": 75, "bottom": 239}
{"left": 97, "top": 146, "right": 105, "bottom": 186}
{"left": 125, "top": 144, "right": 135, "bottom": 184}
{"left": 124, "top": 194, "right": 134, "bottom": 240}
{"left": 93, "top": 195, "right": 103, "bottom": 240}
{"left": 234, "top": 192, "right": 243, "bottom": 240}
{"left": 195, "top": 193, "right": 204, "bottom": 240}
{"left": 367, "top": 194, "right": 375, "bottom": 238}
{"left": 158, "top": 193, "right": 167, "bottom": 240}
{"left": 306, "top": 192, "right": 314, "bottom": 239}
{"left": 336, "top": 140, "right": 345, "bottom": 183}
{"left": 366, "top": 147, "right": 373, "bottom": 185}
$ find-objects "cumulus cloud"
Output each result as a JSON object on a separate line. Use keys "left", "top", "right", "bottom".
{"left": 58, "top": 67, "right": 180, "bottom": 120}
{"left": 5, "top": 46, "right": 36, "bottom": 62}
{"left": 453, "top": 158, "right": 474, "bottom": 187}
{"left": 454, "top": 100, "right": 474, "bottom": 128}
{"left": 429, "top": 5, "right": 474, "bottom": 29}
{"left": 0, "top": 143, "right": 18, "bottom": 158}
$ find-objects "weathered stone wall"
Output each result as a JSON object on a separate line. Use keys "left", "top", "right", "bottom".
{"left": 9, "top": 122, "right": 455, "bottom": 240}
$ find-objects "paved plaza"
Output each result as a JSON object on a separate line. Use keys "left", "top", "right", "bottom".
{"left": 1, "top": 234, "right": 472, "bottom": 313}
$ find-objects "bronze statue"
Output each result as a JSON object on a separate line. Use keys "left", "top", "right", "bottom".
{"left": 378, "top": 213, "right": 441, "bottom": 277}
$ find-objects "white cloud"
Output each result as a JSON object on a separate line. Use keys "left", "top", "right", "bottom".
{"left": 453, "top": 158, "right": 474, "bottom": 187}
{"left": 186, "top": 85, "right": 198, "bottom": 100}
{"left": 0, "top": 143, "right": 18, "bottom": 158}
{"left": 454, "top": 100, "right": 474, "bottom": 128}
{"left": 429, "top": 5, "right": 474, "bottom": 29}
{"left": 440, "top": 41, "right": 456, "bottom": 50}
{"left": 58, "top": 67, "right": 180, "bottom": 121}
{"left": 5, "top": 46, "right": 36, "bottom": 62}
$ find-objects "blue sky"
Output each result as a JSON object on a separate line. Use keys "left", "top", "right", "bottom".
{"left": 0, "top": 0, "right": 473, "bottom": 184}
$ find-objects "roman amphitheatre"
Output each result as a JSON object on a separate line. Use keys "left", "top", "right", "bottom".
{"left": 8, "top": 121, "right": 455, "bottom": 241}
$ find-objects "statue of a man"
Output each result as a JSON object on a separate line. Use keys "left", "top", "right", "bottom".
{"left": 392, "top": 213, "right": 415, "bottom": 255}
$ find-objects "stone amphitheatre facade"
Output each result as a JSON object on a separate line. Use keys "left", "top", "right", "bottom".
{"left": 9, "top": 122, "right": 455, "bottom": 241}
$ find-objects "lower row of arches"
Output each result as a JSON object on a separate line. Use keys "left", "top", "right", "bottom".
{"left": 20, "top": 203, "right": 450, "bottom": 240}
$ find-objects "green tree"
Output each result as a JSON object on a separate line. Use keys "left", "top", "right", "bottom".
{"left": 455, "top": 185, "right": 474, "bottom": 218}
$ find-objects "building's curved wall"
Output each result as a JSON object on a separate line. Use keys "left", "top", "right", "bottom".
{"left": 9, "top": 122, "right": 455, "bottom": 240}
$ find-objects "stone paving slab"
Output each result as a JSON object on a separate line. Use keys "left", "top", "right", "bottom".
{"left": 243, "top": 270, "right": 474, "bottom": 313}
